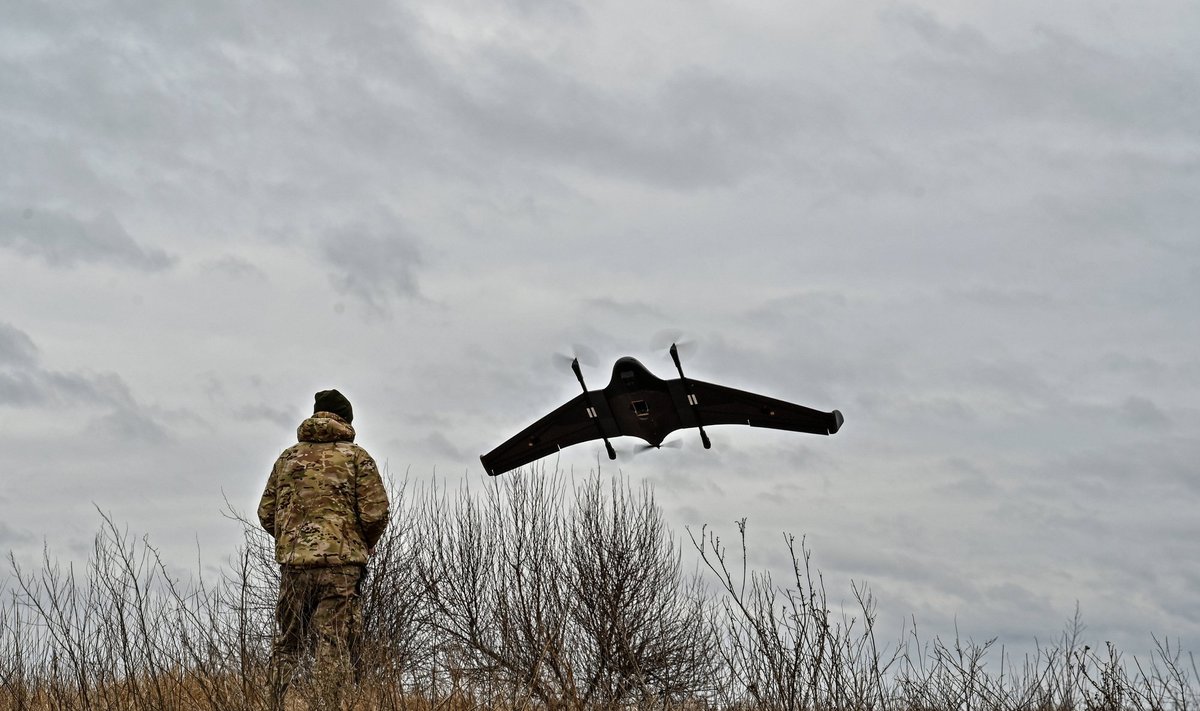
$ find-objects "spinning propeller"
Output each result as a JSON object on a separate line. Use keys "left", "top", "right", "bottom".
{"left": 625, "top": 438, "right": 683, "bottom": 459}
{"left": 551, "top": 343, "right": 599, "bottom": 371}
{"left": 650, "top": 329, "right": 699, "bottom": 359}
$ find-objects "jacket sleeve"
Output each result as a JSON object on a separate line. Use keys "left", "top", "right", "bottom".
{"left": 355, "top": 448, "right": 390, "bottom": 549}
{"left": 257, "top": 457, "right": 282, "bottom": 537}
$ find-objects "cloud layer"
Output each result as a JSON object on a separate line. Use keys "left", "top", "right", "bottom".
{"left": 2, "top": 0, "right": 1197, "bottom": 659}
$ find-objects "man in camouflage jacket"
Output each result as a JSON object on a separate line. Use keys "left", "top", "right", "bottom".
{"left": 258, "top": 389, "right": 390, "bottom": 708}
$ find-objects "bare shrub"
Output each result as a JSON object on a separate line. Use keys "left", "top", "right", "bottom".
{"left": 417, "top": 469, "right": 714, "bottom": 710}
{"left": 564, "top": 476, "right": 715, "bottom": 707}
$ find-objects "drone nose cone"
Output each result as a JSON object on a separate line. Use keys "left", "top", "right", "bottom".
{"left": 829, "top": 409, "right": 844, "bottom": 434}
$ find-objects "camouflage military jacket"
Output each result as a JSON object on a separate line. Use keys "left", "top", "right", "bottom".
{"left": 258, "top": 412, "right": 390, "bottom": 567}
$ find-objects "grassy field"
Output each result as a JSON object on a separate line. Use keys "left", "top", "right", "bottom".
{"left": 2, "top": 473, "right": 1195, "bottom": 711}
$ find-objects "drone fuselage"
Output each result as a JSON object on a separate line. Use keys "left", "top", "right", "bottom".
{"left": 601, "top": 357, "right": 691, "bottom": 447}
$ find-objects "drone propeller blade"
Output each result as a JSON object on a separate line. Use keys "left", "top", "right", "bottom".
{"left": 650, "top": 329, "right": 699, "bottom": 358}
{"left": 552, "top": 343, "right": 599, "bottom": 370}
{"left": 626, "top": 439, "right": 683, "bottom": 458}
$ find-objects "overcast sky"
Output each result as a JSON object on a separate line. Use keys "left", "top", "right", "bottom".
{"left": 2, "top": 0, "right": 1198, "bottom": 659}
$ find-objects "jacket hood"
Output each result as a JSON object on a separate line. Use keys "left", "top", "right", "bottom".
{"left": 297, "top": 412, "right": 356, "bottom": 443}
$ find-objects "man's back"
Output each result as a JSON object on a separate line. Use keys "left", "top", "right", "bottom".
{"left": 258, "top": 410, "right": 390, "bottom": 567}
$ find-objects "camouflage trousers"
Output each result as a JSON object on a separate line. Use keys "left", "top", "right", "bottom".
{"left": 267, "top": 564, "right": 364, "bottom": 709}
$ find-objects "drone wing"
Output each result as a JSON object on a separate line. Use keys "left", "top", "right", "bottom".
{"left": 480, "top": 393, "right": 616, "bottom": 476}
{"left": 684, "top": 379, "right": 843, "bottom": 436}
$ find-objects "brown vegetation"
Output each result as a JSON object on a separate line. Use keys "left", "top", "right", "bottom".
{"left": 1, "top": 470, "right": 1196, "bottom": 711}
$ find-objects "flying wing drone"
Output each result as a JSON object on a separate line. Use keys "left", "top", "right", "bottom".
{"left": 480, "top": 344, "right": 843, "bottom": 476}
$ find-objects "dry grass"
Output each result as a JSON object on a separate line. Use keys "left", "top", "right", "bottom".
{"left": 2, "top": 470, "right": 1196, "bottom": 711}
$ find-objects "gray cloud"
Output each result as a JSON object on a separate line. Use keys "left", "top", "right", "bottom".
{"left": 424, "top": 431, "right": 465, "bottom": 462}
{"left": 0, "top": 367, "right": 136, "bottom": 410}
{"left": 0, "top": 372, "right": 44, "bottom": 406}
{"left": 201, "top": 255, "right": 268, "bottom": 281}
{"left": 0, "top": 207, "right": 174, "bottom": 270}
{"left": 0, "top": 322, "right": 38, "bottom": 367}
{"left": 1120, "top": 396, "right": 1170, "bottom": 429}
{"left": 881, "top": 4, "right": 992, "bottom": 56}
{"left": 946, "top": 285, "right": 1054, "bottom": 310}
{"left": 1099, "top": 352, "right": 1169, "bottom": 383}
{"left": 0, "top": 324, "right": 139, "bottom": 411}
{"left": 233, "top": 404, "right": 297, "bottom": 429}
{"left": 583, "top": 297, "right": 672, "bottom": 322}
{"left": 449, "top": 44, "right": 845, "bottom": 189}
{"left": 0, "top": 521, "right": 33, "bottom": 547}
{"left": 87, "top": 408, "right": 171, "bottom": 444}
{"left": 882, "top": 5, "right": 1200, "bottom": 135}
{"left": 959, "top": 359, "right": 1055, "bottom": 402}
{"left": 321, "top": 219, "right": 423, "bottom": 310}
{"left": 0, "top": 367, "right": 136, "bottom": 409}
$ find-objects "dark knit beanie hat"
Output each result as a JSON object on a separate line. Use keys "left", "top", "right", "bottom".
{"left": 314, "top": 389, "right": 353, "bottom": 423}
